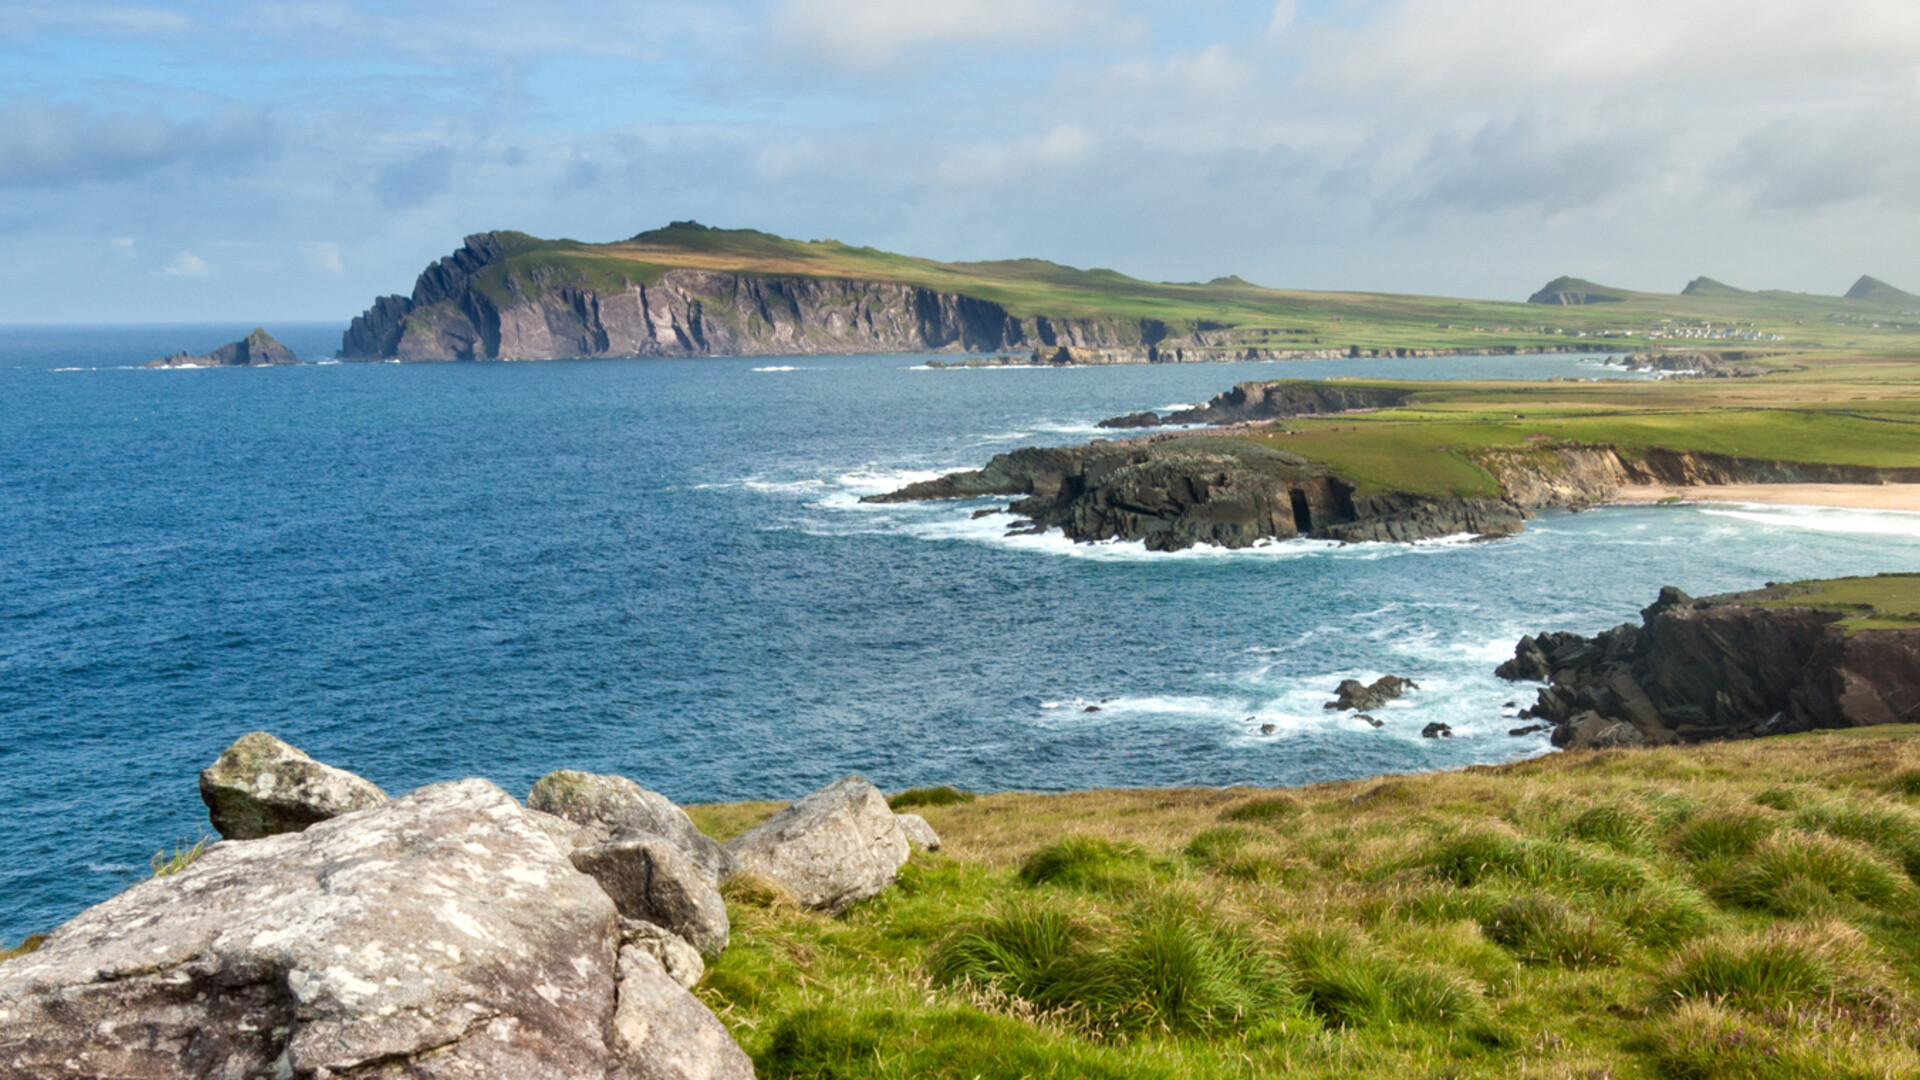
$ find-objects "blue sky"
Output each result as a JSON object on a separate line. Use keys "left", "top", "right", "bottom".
{"left": 3, "top": 0, "right": 1918, "bottom": 322}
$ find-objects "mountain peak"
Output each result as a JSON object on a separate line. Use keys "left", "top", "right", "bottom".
{"left": 1844, "top": 275, "right": 1920, "bottom": 307}
{"left": 1527, "top": 276, "right": 1630, "bottom": 305}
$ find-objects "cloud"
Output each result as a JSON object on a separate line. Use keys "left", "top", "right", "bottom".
{"left": 161, "top": 250, "right": 209, "bottom": 277}
{"left": 371, "top": 148, "right": 454, "bottom": 210}
{"left": 0, "top": 98, "right": 274, "bottom": 188}
{"left": 110, "top": 236, "right": 135, "bottom": 258}
{"left": 771, "top": 0, "right": 1100, "bottom": 68}
{"left": 301, "top": 241, "right": 346, "bottom": 275}
{"left": 0, "top": 4, "right": 192, "bottom": 40}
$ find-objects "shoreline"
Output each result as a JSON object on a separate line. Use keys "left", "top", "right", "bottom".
{"left": 1603, "top": 483, "right": 1920, "bottom": 512}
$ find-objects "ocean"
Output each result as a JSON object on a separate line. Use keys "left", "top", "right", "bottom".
{"left": 5, "top": 323, "right": 1920, "bottom": 940}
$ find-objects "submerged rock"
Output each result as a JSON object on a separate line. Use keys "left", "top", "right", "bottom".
{"left": 723, "top": 775, "right": 910, "bottom": 913}
{"left": 197, "top": 731, "right": 388, "bottom": 840}
{"left": 0, "top": 779, "right": 753, "bottom": 1079}
{"left": 529, "top": 769, "right": 728, "bottom": 882}
{"left": 1326, "top": 675, "right": 1419, "bottom": 712}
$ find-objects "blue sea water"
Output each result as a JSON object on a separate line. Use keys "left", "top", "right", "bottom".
{"left": 5, "top": 324, "right": 1920, "bottom": 940}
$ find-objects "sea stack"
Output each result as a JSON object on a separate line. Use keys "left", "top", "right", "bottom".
{"left": 148, "top": 328, "right": 298, "bottom": 368}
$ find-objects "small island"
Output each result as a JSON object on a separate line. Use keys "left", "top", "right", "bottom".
{"left": 147, "top": 328, "right": 298, "bottom": 368}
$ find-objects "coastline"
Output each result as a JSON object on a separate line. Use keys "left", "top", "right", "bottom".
{"left": 1604, "top": 482, "right": 1920, "bottom": 512}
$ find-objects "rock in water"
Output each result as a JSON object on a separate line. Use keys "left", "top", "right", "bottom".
{"left": 722, "top": 775, "right": 910, "bottom": 913}
{"left": 572, "top": 837, "right": 730, "bottom": 960}
{"left": 1421, "top": 722, "right": 1453, "bottom": 739}
{"left": 896, "top": 812, "right": 941, "bottom": 851}
{"left": 0, "top": 779, "right": 754, "bottom": 1080}
{"left": 146, "top": 327, "right": 298, "bottom": 368}
{"left": 198, "top": 730, "right": 388, "bottom": 839}
{"left": 529, "top": 769, "right": 728, "bottom": 882}
{"left": 1325, "top": 676, "right": 1420, "bottom": 712}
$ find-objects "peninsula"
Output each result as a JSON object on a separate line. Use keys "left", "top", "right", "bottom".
{"left": 338, "top": 223, "right": 1920, "bottom": 362}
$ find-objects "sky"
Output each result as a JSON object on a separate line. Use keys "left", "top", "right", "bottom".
{"left": 3, "top": 0, "right": 1919, "bottom": 322}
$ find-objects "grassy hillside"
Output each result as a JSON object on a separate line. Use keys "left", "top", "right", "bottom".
{"left": 450, "top": 223, "right": 1920, "bottom": 356}
{"left": 1200, "top": 359, "right": 1920, "bottom": 498}
{"left": 687, "top": 730, "right": 1920, "bottom": 1080}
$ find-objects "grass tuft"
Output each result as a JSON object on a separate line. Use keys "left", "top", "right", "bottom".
{"left": 721, "top": 870, "right": 799, "bottom": 910}
{"left": 1482, "top": 895, "right": 1624, "bottom": 967}
{"left": 1219, "top": 795, "right": 1301, "bottom": 823}
{"left": 149, "top": 837, "right": 210, "bottom": 878}
{"left": 1567, "top": 803, "right": 1656, "bottom": 856}
{"left": 890, "top": 786, "right": 976, "bottom": 810}
{"left": 1655, "top": 922, "right": 1894, "bottom": 1013}
{"left": 0, "top": 934, "right": 47, "bottom": 963}
{"left": 1712, "top": 831, "right": 1910, "bottom": 914}
{"left": 1673, "top": 808, "right": 1779, "bottom": 864}
{"left": 1286, "top": 927, "right": 1485, "bottom": 1029}
{"left": 1018, "top": 836, "right": 1155, "bottom": 893}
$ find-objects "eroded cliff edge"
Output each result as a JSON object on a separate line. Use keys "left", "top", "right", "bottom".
{"left": 1499, "top": 578, "right": 1920, "bottom": 748}
{"left": 872, "top": 379, "right": 1920, "bottom": 549}
{"left": 341, "top": 232, "right": 1191, "bottom": 361}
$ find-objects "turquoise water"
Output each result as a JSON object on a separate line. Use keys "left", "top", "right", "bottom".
{"left": 5, "top": 326, "right": 1920, "bottom": 939}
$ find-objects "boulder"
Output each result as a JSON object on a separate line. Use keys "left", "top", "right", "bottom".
{"left": 622, "top": 918, "right": 705, "bottom": 990}
{"left": 1326, "top": 675, "right": 1420, "bottom": 712}
{"left": 896, "top": 812, "right": 941, "bottom": 851}
{"left": 197, "top": 731, "right": 388, "bottom": 840}
{"left": 722, "top": 775, "right": 910, "bottom": 913}
{"left": 1421, "top": 722, "right": 1453, "bottom": 739}
{"left": 572, "top": 837, "right": 730, "bottom": 960}
{"left": 529, "top": 769, "right": 727, "bottom": 882}
{"left": 0, "top": 779, "right": 753, "bottom": 1080}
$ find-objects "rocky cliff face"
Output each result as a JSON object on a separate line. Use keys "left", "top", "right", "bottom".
{"left": 1475, "top": 443, "right": 1920, "bottom": 511}
{"left": 341, "top": 233, "right": 1185, "bottom": 361}
{"left": 866, "top": 436, "right": 1524, "bottom": 550}
{"left": 1499, "top": 582, "right": 1920, "bottom": 747}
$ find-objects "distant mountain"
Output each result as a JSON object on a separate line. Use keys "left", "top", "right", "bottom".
{"left": 1527, "top": 277, "right": 1632, "bottom": 305}
{"left": 1679, "top": 277, "right": 1753, "bottom": 299}
{"left": 1844, "top": 276, "right": 1920, "bottom": 307}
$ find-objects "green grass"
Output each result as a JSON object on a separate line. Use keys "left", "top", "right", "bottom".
{"left": 149, "top": 837, "right": 210, "bottom": 878}
{"left": 694, "top": 728, "right": 1920, "bottom": 1079}
{"left": 0, "top": 934, "right": 46, "bottom": 963}
{"left": 889, "top": 786, "right": 976, "bottom": 810}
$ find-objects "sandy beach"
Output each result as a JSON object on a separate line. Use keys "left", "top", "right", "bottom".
{"left": 1605, "top": 483, "right": 1920, "bottom": 512}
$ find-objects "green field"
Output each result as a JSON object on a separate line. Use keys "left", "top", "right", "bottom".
{"left": 458, "top": 223, "right": 1920, "bottom": 357}
{"left": 1756, "top": 575, "right": 1920, "bottom": 631}
{"left": 686, "top": 731, "right": 1920, "bottom": 1079}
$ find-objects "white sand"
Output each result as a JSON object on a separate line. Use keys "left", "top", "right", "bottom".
{"left": 1604, "top": 484, "right": 1920, "bottom": 512}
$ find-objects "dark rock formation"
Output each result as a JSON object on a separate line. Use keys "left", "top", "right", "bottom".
{"left": 571, "top": 838, "right": 730, "bottom": 961}
{"left": 866, "top": 436, "right": 1524, "bottom": 550}
{"left": 722, "top": 775, "right": 911, "bottom": 914}
{"left": 1097, "top": 411, "right": 1168, "bottom": 429}
{"left": 147, "top": 328, "right": 298, "bottom": 368}
{"left": 341, "top": 233, "right": 1180, "bottom": 361}
{"left": 528, "top": 769, "right": 728, "bottom": 883}
{"left": 1161, "top": 380, "right": 1416, "bottom": 426}
{"left": 1499, "top": 581, "right": 1920, "bottom": 748}
{"left": 1421, "top": 722, "right": 1453, "bottom": 739}
{"left": 198, "top": 731, "right": 388, "bottom": 840}
{"left": 0, "top": 779, "right": 753, "bottom": 1080}
{"left": 1326, "top": 675, "right": 1419, "bottom": 712}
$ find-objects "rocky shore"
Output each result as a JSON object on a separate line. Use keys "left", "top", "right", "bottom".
{"left": 865, "top": 436, "right": 1523, "bottom": 549}
{"left": 927, "top": 343, "right": 1608, "bottom": 370}
{"left": 1497, "top": 577, "right": 1920, "bottom": 749}
{"left": 0, "top": 732, "right": 941, "bottom": 1079}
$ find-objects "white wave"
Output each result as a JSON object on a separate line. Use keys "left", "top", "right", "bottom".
{"left": 743, "top": 477, "right": 830, "bottom": 495}
{"left": 51, "top": 366, "right": 87, "bottom": 372}
{"left": 87, "top": 862, "right": 139, "bottom": 873}
{"left": 1700, "top": 505, "right": 1920, "bottom": 536}
{"left": 752, "top": 365, "right": 803, "bottom": 372}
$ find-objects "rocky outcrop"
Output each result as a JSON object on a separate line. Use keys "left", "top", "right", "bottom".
{"left": 1325, "top": 676, "right": 1418, "bottom": 712}
{"left": 722, "top": 775, "right": 911, "bottom": 914}
{"left": 529, "top": 769, "right": 728, "bottom": 883}
{"left": 572, "top": 838, "right": 730, "bottom": 960}
{"left": 197, "top": 731, "right": 389, "bottom": 840}
{"left": 866, "top": 436, "right": 1524, "bottom": 550}
{"left": 623, "top": 919, "right": 706, "bottom": 990}
{"left": 1164, "top": 381, "right": 1417, "bottom": 426}
{"left": 340, "top": 233, "right": 1181, "bottom": 361}
{"left": 1499, "top": 581, "right": 1920, "bottom": 747}
{"left": 0, "top": 779, "right": 754, "bottom": 1080}
{"left": 148, "top": 328, "right": 298, "bottom": 368}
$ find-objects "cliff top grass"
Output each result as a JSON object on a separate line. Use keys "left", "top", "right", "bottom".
{"left": 1222, "top": 363, "right": 1920, "bottom": 497}
{"left": 685, "top": 728, "right": 1920, "bottom": 1080}
{"left": 1752, "top": 574, "right": 1920, "bottom": 631}
{"left": 439, "top": 224, "right": 1920, "bottom": 356}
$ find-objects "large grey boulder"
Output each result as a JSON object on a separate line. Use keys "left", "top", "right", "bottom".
{"left": 0, "top": 779, "right": 753, "bottom": 1080}
{"left": 574, "top": 837, "right": 730, "bottom": 960}
{"left": 197, "top": 730, "right": 389, "bottom": 839}
{"left": 530, "top": 769, "right": 728, "bottom": 882}
{"left": 722, "top": 775, "right": 911, "bottom": 913}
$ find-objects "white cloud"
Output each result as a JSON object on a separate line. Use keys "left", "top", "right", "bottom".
{"left": 771, "top": 0, "right": 1099, "bottom": 68}
{"left": 109, "top": 236, "right": 135, "bottom": 258}
{"left": 302, "top": 241, "right": 346, "bottom": 275}
{"left": 161, "top": 250, "right": 209, "bottom": 277}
